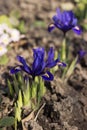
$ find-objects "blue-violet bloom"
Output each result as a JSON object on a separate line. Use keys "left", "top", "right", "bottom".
{"left": 77, "top": 49, "right": 87, "bottom": 62}
{"left": 48, "top": 8, "right": 82, "bottom": 35}
{"left": 10, "top": 47, "right": 66, "bottom": 81}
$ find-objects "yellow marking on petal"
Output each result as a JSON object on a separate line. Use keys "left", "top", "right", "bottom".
{"left": 0, "top": 45, "right": 7, "bottom": 56}
{"left": 75, "top": 26, "right": 80, "bottom": 30}
{"left": 0, "top": 46, "right": 3, "bottom": 51}
{"left": 57, "top": 62, "right": 63, "bottom": 66}
{"left": 49, "top": 23, "right": 55, "bottom": 27}
{"left": 44, "top": 73, "right": 49, "bottom": 78}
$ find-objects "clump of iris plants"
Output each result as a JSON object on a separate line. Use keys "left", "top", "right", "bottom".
{"left": 48, "top": 8, "right": 85, "bottom": 80}
{"left": 3, "top": 8, "right": 87, "bottom": 130}
{"left": 8, "top": 47, "right": 66, "bottom": 129}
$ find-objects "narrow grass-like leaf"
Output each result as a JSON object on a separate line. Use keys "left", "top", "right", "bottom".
{"left": 31, "top": 82, "right": 37, "bottom": 99}
{"left": 23, "top": 80, "right": 31, "bottom": 107}
{"left": 37, "top": 77, "right": 46, "bottom": 105}
{"left": 17, "top": 90, "right": 23, "bottom": 108}
{"left": 64, "top": 56, "right": 78, "bottom": 81}
{"left": 15, "top": 103, "right": 21, "bottom": 122}
{"left": 7, "top": 79, "right": 14, "bottom": 96}
{"left": 13, "top": 75, "right": 19, "bottom": 95}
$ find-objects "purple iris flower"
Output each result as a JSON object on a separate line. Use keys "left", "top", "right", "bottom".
{"left": 77, "top": 49, "right": 87, "bottom": 62}
{"left": 10, "top": 47, "right": 66, "bottom": 81}
{"left": 48, "top": 8, "right": 82, "bottom": 35}
{"left": 78, "top": 50, "right": 86, "bottom": 58}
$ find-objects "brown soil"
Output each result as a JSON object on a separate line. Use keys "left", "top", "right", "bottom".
{"left": 0, "top": 0, "right": 87, "bottom": 130}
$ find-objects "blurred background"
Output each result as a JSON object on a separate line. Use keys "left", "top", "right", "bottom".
{"left": 0, "top": 0, "right": 87, "bottom": 78}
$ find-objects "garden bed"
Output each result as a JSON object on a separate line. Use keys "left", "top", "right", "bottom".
{"left": 0, "top": 0, "right": 87, "bottom": 130}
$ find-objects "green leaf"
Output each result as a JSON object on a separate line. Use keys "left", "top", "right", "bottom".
{"left": 23, "top": 80, "right": 31, "bottom": 106}
{"left": 0, "top": 116, "right": 15, "bottom": 127}
{"left": 64, "top": 56, "right": 78, "bottom": 80}
{"left": 75, "top": 0, "right": 87, "bottom": 4}
{"left": 33, "top": 20, "right": 46, "bottom": 28}
{"left": 37, "top": 77, "right": 46, "bottom": 105}
{"left": 80, "top": 0, "right": 87, "bottom": 4}
{"left": 0, "top": 15, "right": 12, "bottom": 27}
{"left": 9, "top": 16, "right": 19, "bottom": 27}
{"left": 31, "top": 82, "right": 37, "bottom": 99}
{"left": 0, "top": 55, "right": 9, "bottom": 65}
{"left": 18, "top": 20, "right": 26, "bottom": 33}
{"left": 17, "top": 73, "right": 24, "bottom": 91}
{"left": 10, "top": 10, "right": 21, "bottom": 19}
{"left": 15, "top": 103, "right": 22, "bottom": 122}
{"left": 17, "top": 90, "right": 23, "bottom": 108}
{"left": 39, "top": 77, "right": 46, "bottom": 96}
{"left": 13, "top": 75, "right": 19, "bottom": 95}
{"left": 15, "top": 91, "right": 23, "bottom": 122}
{"left": 83, "top": 22, "right": 87, "bottom": 30}
{"left": 7, "top": 79, "right": 14, "bottom": 96}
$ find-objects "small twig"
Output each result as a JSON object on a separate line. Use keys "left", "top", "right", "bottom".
{"left": 22, "top": 110, "right": 35, "bottom": 130}
{"left": 34, "top": 103, "right": 46, "bottom": 121}
{"left": 21, "top": 103, "right": 46, "bottom": 129}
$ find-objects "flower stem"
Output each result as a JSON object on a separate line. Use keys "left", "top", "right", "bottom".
{"left": 61, "top": 36, "right": 66, "bottom": 62}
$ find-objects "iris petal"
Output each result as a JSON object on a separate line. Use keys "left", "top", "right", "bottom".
{"left": 33, "top": 57, "right": 45, "bottom": 75}
{"left": 78, "top": 50, "right": 86, "bottom": 58}
{"left": 56, "top": 8, "right": 62, "bottom": 22}
{"left": 19, "top": 65, "right": 31, "bottom": 74}
{"left": 46, "top": 59, "right": 58, "bottom": 68}
{"left": 10, "top": 66, "right": 21, "bottom": 74}
{"left": 17, "top": 56, "right": 27, "bottom": 65}
{"left": 72, "top": 26, "right": 82, "bottom": 35}
{"left": 46, "top": 47, "right": 59, "bottom": 68}
{"left": 46, "top": 51, "right": 66, "bottom": 68}
{"left": 48, "top": 23, "right": 56, "bottom": 32}
{"left": 32, "top": 48, "right": 45, "bottom": 75}
{"left": 42, "top": 71, "right": 54, "bottom": 81}
{"left": 72, "top": 18, "right": 77, "bottom": 26}
{"left": 52, "top": 15, "right": 58, "bottom": 22}
{"left": 17, "top": 56, "right": 32, "bottom": 74}
{"left": 77, "top": 49, "right": 87, "bottom": 63}
{"left": 33, "top": 48, "right": 44, "bottom": 60}
{"left": 57, "top": 62, "right": 67, "bottom": 67}
{"left": 46, "top": 47, "right": 54, "bottom": 65}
